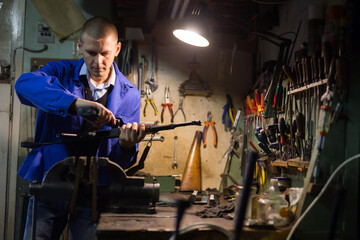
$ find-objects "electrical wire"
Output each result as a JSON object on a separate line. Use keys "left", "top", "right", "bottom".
{"left": 286, "top": 153, "right": 360, "bottom": 240}
{"left": 11, "top": 45, "right": 48, "bottom": 77}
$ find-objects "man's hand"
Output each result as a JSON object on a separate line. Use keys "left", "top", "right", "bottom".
{"left": 119, "top": 122, "right": 146, "bottom": 150}
{"left": 71, "top": 98, "right": 116, "bottom": 128}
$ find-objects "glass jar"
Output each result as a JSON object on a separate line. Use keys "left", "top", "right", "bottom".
{"left": 235, "top": 186, "right": 258, "bottom": 226}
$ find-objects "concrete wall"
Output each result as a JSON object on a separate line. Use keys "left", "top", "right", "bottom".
{"left": 137, "top": 44, "right": 252, "bottom": 189}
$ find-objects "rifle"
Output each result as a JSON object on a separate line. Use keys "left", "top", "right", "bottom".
{"left": 21, "top": 120, "right": 202, "bottom": 148}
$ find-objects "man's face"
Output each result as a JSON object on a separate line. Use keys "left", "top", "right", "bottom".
{"left": 78, "top": 33, "right": 121, "bottom": 83}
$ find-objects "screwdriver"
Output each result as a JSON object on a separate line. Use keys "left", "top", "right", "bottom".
{"left": 295, "top": 112, "right": 305, "bottom": 159}
{"left": 254, "top": 89, "right": 261, "bottom": 116}
{"left": 278, "top": 117, "right": 286, "bottom": 145}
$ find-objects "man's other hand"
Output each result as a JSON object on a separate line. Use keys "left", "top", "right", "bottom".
{"left": 119, "top": 122, "right": 146, "bottom": 149}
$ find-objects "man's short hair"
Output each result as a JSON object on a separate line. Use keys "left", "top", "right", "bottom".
{"left": 79, "top": 16, "right": 118, "bottom": 43}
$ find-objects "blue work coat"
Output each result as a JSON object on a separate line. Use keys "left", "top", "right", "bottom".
{"left": 15, "top": 59, "right": 140, "bottom": 183}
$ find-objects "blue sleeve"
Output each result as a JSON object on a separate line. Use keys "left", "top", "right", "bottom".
{"left": 14, "top": 61, "right": 77, "bottom": 117}
{"left": 106, "top": 85, "right": 142, "bottom": 169}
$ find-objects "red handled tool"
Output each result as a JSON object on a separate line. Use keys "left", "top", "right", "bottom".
{"left": 161, "top": 86, "right": 174, "bottom": 123}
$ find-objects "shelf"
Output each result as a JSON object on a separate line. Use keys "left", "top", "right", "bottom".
{"left": 270, "top": 158, "right": 309, "bottom": 169}
{"left": 287, "top": 78, "right": 328, "bottom": 95}
{"left": 287, "top": 158, "right": 309, "bottom": 169}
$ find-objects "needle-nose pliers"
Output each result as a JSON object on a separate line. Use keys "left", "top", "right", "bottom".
{"left": 161, "top": 86, "right": 174, "bottom": 123}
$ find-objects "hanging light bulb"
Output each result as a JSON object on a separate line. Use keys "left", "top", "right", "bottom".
{"left": 172, "top": 4, "right": 210, "bottom": 47}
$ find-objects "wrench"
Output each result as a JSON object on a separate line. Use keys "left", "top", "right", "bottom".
{"left": 172, "top": 136, "right": 178, "bottom": 169}
{"left": 145, "top": 39, "right": 159, "bottom": 92}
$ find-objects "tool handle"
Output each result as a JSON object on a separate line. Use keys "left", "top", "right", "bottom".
{"left": 161, "top": 104, "right": 166, "bottom": 123}
{"left": 258, "top": 142, "right": 271, "bottom": 155}
{"left": 248, "top": 140, "right": 259, "bottom": 153}
{"left": 168, "top": 104, "right": 174, "bottom": 123}
{"left": 302, "top": 57, "right": 307, "bottom": 85}
{"left": 318, "top": 57, "right": 325, "bottom": 80}
{"left": 305, "top": 56, "right": 313, "bottom": 84}
{"left": 309, "top": 56, "right": 315, "bottom": 83}
{"left": 143, "top": 99, "right": 148, "bottom": 117}
{"left": 211, "top": 122, "right": 218, "bottom": 147}
{"left": 251, "top": 98, "right": 257, "bottom": 115}
{"left": 293, "top": 61, "right": 299, "bottom": 87}
{"left": 254, "top": 89, "right": 260, "bottom": 105}
{"left": 296, "top": 113, "right": 305, "bottom": 139}
{"left": 202, "top": 123, "right": 209, "bottom": 147}
{"left": 150, "top": 99, "right": 158, "bottom": 115}
{"left": 246, "top": 95, "right": 253, "bottom": 111}
{"left": 278, "top": 117, "right": 286, "bottom": 145}
{"left": 233, "top": 110, "right": 241, "bottom": 129}
{"left": 322, "top": 41, "right": 332, "bottom": 78}
{"left": 254, "top": 89, "right": 261, "bottom": 114}
{"left": 327, "top": 56, "right": 337, "bottom": 86}
{"left": 260, "top": 129, "right": 269, "bottom": 146}
{"left": 297, "top": 61, "right": 303, "bottom": 86}
{"left": 312, "top": 55, "right": 319, "bottom": 82}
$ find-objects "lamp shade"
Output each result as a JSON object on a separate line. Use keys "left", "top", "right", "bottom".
{"left": 173, "top": 15, "right": 210, "bottom": 47}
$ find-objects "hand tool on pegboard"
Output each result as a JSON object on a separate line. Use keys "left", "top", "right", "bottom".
{"left": 222, "top": 94, "right": 235, "bottom": 131}
{"left": 145, "top": 38, "right": 159, "bottom": 92}
{"left": 173, "top": 96, "right": 186, "bottom": 121}
{"left": 161, "top": 86, "right": 174, "bottom": 123}
{"left": 144, "top": 87, "right": 158, "bottom": 117}
{"left": 202, "top": 111, "right": 218, "bottom": 148}
{"left": 219, "top": 110, "right": 243, "bottom": 165}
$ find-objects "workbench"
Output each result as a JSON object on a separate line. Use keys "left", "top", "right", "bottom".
{"left": 96, "top": 193, "right": 291, "bottom": 240}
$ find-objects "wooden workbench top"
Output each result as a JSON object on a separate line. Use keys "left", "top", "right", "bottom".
{"left": 96, "top": 193, "right": 291, "bottom": 240}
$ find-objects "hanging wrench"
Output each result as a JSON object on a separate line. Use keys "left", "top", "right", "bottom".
{"left": 145, "top": 39, "right": 159, "bottom": 92}
{"left": 172, "top": 136, "right": 178, "bottom": 169}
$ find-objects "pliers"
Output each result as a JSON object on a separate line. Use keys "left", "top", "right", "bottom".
{"left": 173, "top": 97, "right": 186, "bottom": 121}
{"left": 143, "top": 87, "right": 158, "bottom": 117}
{"left": 161, "top": 86, "right": 174, "bottom": 123}
{"left": 203, "top": 111, "right": 218, "bottom": 148}
{"left": 222, "top": 94, "right": 235, "bottom": 130}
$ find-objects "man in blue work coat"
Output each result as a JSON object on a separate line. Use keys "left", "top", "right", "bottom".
{"left": 15, "top": 16, "right": 145, "bottom": 240}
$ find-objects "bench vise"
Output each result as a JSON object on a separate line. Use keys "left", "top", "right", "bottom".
{"left": 29, "top": 156, "right": 160, "bottom": 220}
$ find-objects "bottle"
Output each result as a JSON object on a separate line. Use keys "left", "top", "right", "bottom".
{"left": 257, "top": 192, "right": 269, "bottom": 225}
{"left": 265, "top": 178, "right": 289, "bottom": 227}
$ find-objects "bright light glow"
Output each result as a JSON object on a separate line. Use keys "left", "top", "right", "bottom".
{"left": 173, "top": 29, "right": 209, "bottom": 47}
